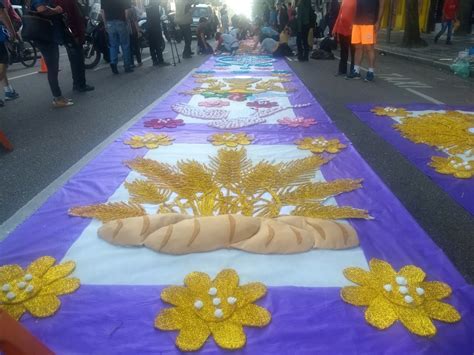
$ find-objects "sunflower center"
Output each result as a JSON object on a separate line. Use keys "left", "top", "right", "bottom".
{"left": 192, "top": 287, "right": 238, "bottom": 323}
{"left": 0, "top": 274, "right": 41, "bottom": 305}
{"left": 381, "top": 276, "right": 425, "bottom": 307}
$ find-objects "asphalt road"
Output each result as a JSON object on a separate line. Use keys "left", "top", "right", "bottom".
{"left": 1, "top": 45, "right": 473, "bottom": 282}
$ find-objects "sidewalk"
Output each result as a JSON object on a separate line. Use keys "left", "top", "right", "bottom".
{"left": 376, "top": 29, "right": 474, "bottom": 73}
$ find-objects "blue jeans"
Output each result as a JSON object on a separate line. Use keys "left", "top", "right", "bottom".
{"left": 436, "top": 20, "right": 453, "bottom": 42}
{"left": 106, "top": 20, "right": 132, "bottom": 68}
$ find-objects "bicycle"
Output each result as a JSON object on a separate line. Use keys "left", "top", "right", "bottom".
{"left": 6, "top": 40, "right": 38, "bottom": 68}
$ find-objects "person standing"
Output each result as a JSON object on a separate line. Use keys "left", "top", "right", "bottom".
{"left": 346, "top": 0, "right": 385, "bottom": 82}
{"left": 332, "top": 0, "right": 356, "bottom": 76}
{"left": 128, "top": 0, "right": 142, "bottom": 67}
{"left": 30, "top": 0, "right": 73, "bottom": 107}
{"left": 277, "top": 2, "right": 289, "bottom": 32}
{"left": 434, "top": 0, "right": 459, "bottom": 45}
{"left": 175, "top": 0, "right": 194, "bottom": 58}
{"left": 146, "top": 0, "right": 170, "bottom": 66}
{"left": 101, "top": 0, "right": 133, "bottom": 74}
{"left": 220, "top": 4, "right": 229, "bottom": 33}
{"left": 296, "top": 0, "right": 311, "bottom": 61}
{"left": 56, "top": 0, "right": 94, "bottom": 92}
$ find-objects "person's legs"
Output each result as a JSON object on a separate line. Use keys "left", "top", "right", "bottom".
{"left": 156, "top": 34, "right": 165, "bottom": 63}
{"left": 0, "top": 42, "right": 17, "bottom": 102}
{"left": 302, "top": 25, "right": 310, "bottom": 60}
{"left": 349, "top": 41, "right": 355, "bottom": 73}
{"left": 338, "top": 34, "right": 349, "bottom": 74}
{"left": 434, "top": 21, "right": 448, "bottom": 42}
{"left": 37, "top": 42, "right": 62, "bottom": 98}
{"left": 107, "top": 21, "right": 120, "bottom": 65}
{"left": 66, "top": 42, "right": 86, "bottom": 89}
{"left": 149, "top": 33, "right": 159, "bottom": 64}
{"left": 367, "top": 44, "right": 375, "bottom": 68}
{"left": 446, "top": 20, "right": 453, "bottom": 43}
{"left": 296, "top": 31, "right": 303, "bottom": 60}
{"left": 117, "top": 21, "right": 132, "bottom": 70}
{"left": 181, "top": 24, "right": 192, "bottom": 57}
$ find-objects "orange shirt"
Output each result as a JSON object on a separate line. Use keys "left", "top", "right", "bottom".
{"left": 332, "top": 0, "right": 356, "bottom": 37}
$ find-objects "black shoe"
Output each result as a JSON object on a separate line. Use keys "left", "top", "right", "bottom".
{"left": 434, "top": 36, "right": 439, "bottom": 44}
{"left": 158, "top": 61, "right": 171, "bottom": 67}
{"left": 446, "top": 40, "right": 452, "bottom": 45}
{"left": 153, "top": 61, "right": 159, "bottom": 66}
{"left": 183, "top": 54, "right": 192, "bottom": 59}
{"left": 124, "top": 67, "right": 134, "bottom": 73}
{"left": 190, "top": 51, "right": 195, "bottom": 55}
{"left": 110, "top": 64, "right": 119, "bottom": 74}
{"left": 73, "top": 84, "right": 95, "bottom": 92}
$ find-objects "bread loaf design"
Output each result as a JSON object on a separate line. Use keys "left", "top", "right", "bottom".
{"left": 98, "top": 213, "right": 359, "bottom": 255}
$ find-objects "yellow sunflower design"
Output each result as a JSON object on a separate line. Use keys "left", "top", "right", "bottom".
{"left": 124, "top": 133, "right": 174, "bottom": 149}
{"left": 208, "top": 132, "right": 254, "bottom": 147}
{"left": 0, "top": 256, "right": 80, "bottom": 320}
{"left": 341, "top": 259, "right": 461, "bottom": 337}
{"left": 371, "top": 106, "right": 411, "bottom": 117}
{"left": 296, "top": 137, "right": 346, "bottom": 154}
{"left": 155, "top": 269, "right": 271, "bottom": 351}
{"left": 429, "top": 156, "right": 473, "bottom": 179}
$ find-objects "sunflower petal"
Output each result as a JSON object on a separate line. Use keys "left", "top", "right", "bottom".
{"left": 209, "top": 321, "right": 246, "bottom": 350}
{"left": 343, "top": 267, "right": 373, "bottom": 286}
{"left": 341, "top": 286, "right": 376, "bottom": 306}
{"left": 23, "top": 294, "right": 61, "bottom": 318}
{"left": 161, "top": 286, "right": 192, "bottom": 307}
{"left": 213, "top": 269, "right": 239, "bottom": 297}
{"left": 365, "top": 295, "right": 397, "bottom": 329}
{"left": 235, "top": 282, "right": 267, "bottom": 306}
{"left": 399, "top": 265, "right": 426, "bottom": 284}
{"left": 175, "top": 318, "right": 210, "bottom": 351}
{"left": 421, "top": 281, "right": 452, "bottom": 300}
{"left": 369, "top": 259, "right": 396, "bottom": 279}
{"left": 231, "top": 304, "right": 271, "bottom": 327}
{"left": 423, "top": 300, "right": 461, "bottom": 323}
{"left": 1, "top": 303, "right": 26, "bottom": 321}
{"left": 0, "top": 265, "right": 24, "bottom": 284}
{"left": 184, "top": 272, "right": 212, "bottom": 294}
{"left": 397, "top": 306, "right": 437, "bottom": 336}
{"left": 40, "top": 277, "right": 80, "bottom": 296}
{"left": 42, "top": 261, "right": 76, "bottom": 285}
{"left": 27, "top": 256, "right": 56, "bottom": 277}
{"left": 155, "top": 307, "right": 184, "bottom": 330}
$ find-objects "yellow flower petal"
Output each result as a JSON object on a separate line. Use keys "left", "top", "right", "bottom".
{"left": 421, "top": 281, "right": 452, "bottom": 300}
{"left": 398, "top": 265, "right": 426, "bottom": 284}
{"left": 0, "top": 264, "right": 24, "bottom": 284}
{"left": 161, "top": 286, "right": 192, "bottom": 307}
{"left": 235, "top": 282, "right": 267, "bottom": 306}
{"left": 184, "top": 272, "right": 212, "bottom": 294}
{"left": 343, "top": 267, "right": 373, "bottom": 286}
{"left": 155, "top": 307, "right": 186, "bottom": 330}
{"left": 23, "top": 294, "right": 60, "bottom": 318}
{"left": 1, "top": 303, "right": 26, "bottom": 321}
{"left": 369, "top": 259, "right": 396, "bottom": 279}
{"left": 40, "top": 277, "right": 80, "bottom": 296}
{"left": 213, "top": 269, "right": 239, "bottom": 296}
{"left": 341, "top": 286, "right": 376, "bottom": 306}
{"left": 27, "top": 256, "right": 56, "bottom": 277}
{"left": 175, "top": 318, "right": 211, "bottom": 351}
{"left": 365, "top": 295, "right": 398, "bottom": 329}
{"left": 231, "top": 304, "right": 271, "bottom": 327}
{"left": 42, "top": 261, "right": 76, "bottom": 285}
{"left": 209, "top": 321, "right": 246, "bottom": 349}
{"left": 423, "top": 300, "right": 461, "bottom": 323}
{"left": 397, "top": 306, "right": 437, "bottom": 336}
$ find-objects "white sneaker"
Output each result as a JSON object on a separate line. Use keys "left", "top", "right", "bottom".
{"left": 52, "top": 97, "right": 74, "bottom": 108}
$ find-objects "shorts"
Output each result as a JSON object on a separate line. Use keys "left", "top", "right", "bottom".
{"left": 351, "top": 25, "right": 376, "bottom": 45}
{"left": 0, "top": 42, "right": 8, "bottom": 64}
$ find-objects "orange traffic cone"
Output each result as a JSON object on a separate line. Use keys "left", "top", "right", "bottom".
{"left": 0, "top": 130, "right": 13, "bottom": 151}
{"left": 38, "top": 56, "right": 48, "bottom": 73}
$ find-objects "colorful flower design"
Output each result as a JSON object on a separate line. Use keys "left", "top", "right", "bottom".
{"left": 0, "top": 256, "right": 80, "bottom": 320}
{"left": 296, "top": 137, "right": 346, "bottom": 154}
{"left": 429, "top": 156, "right": 473, "bottom": 179}
{"left": 341, "top": 259, "right": 461, "bottom": 337}
{"left": 371, "top": 106, "right": 411, "bottom": 117}
{"left": 247, "top": 100, "right": 278, "bottom": 109}
{"left": 198, "top": 100, "right": 231, "bottom": 108}
{"left": 228, "top": 93, "right": 247, "bottom": 102}
{"left": 125, "top": 133, "right": 174, "bottom": 149}
{"left": 278, "top": 117, "right": 317, "bottom": 128}
{"left": 208, "top": 132, "right": 254, "bottom": 147}
{"left": 144, "top": 118, "right": 184, "bottom": 130}
{"left": 155, "top": 269, "right": 271, "bottom": 351}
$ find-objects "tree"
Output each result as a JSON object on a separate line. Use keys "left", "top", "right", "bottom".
{"left": 401, "top": 0, "right": 428, "bottom": 47}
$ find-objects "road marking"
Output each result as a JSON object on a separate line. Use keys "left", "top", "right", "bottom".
{"left": 405, "top": 88, "right": 445, "bottom": 104}
{"left": 0, "top": 68, "right": 196, "bottom": 240}
{"left": 10, "top": 71, "right": 38, "bottom": 81}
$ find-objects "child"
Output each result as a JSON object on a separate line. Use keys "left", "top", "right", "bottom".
{"left": 215, "top": 32, "right": 239, "bottom": 55}
{"left": 196, "top": 17, "right": 213, "bottom": 54}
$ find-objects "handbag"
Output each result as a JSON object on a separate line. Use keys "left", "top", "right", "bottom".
{"left": 21, "top": 14, "right": 54, "bottom": 43}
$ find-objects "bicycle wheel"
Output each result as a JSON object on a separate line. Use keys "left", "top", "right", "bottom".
{"left": 20, "top": 41, "right": 38, "bottom": 68}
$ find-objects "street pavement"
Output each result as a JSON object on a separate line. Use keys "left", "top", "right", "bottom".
{"left": 1, "top": 44, "right": 473, "bottom": 282}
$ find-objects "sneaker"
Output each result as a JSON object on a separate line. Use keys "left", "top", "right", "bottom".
{"left": 52, "top": 97, "right": 74, "bottom": 108}
{"left": 346, "top": 70, "right": 361, "bottom": 79}
{"left": 364, "top": 71, "right": 375, "bottom": 82}
{"left": 4, "top": 90, "right": 19, "bottom": 101}
{"left": 73, "top": 84, "right": 95, "bottom": 92}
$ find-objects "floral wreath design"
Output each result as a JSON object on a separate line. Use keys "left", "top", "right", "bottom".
{"left": 144, "top": 118, "right": 185, "bottom": 130}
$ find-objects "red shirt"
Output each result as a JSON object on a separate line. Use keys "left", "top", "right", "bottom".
{"left": 443, "top": 0, "right": 458, "bottom": 21}
{"left": 332, "top": 0, "right": 356, "bottom": 36}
